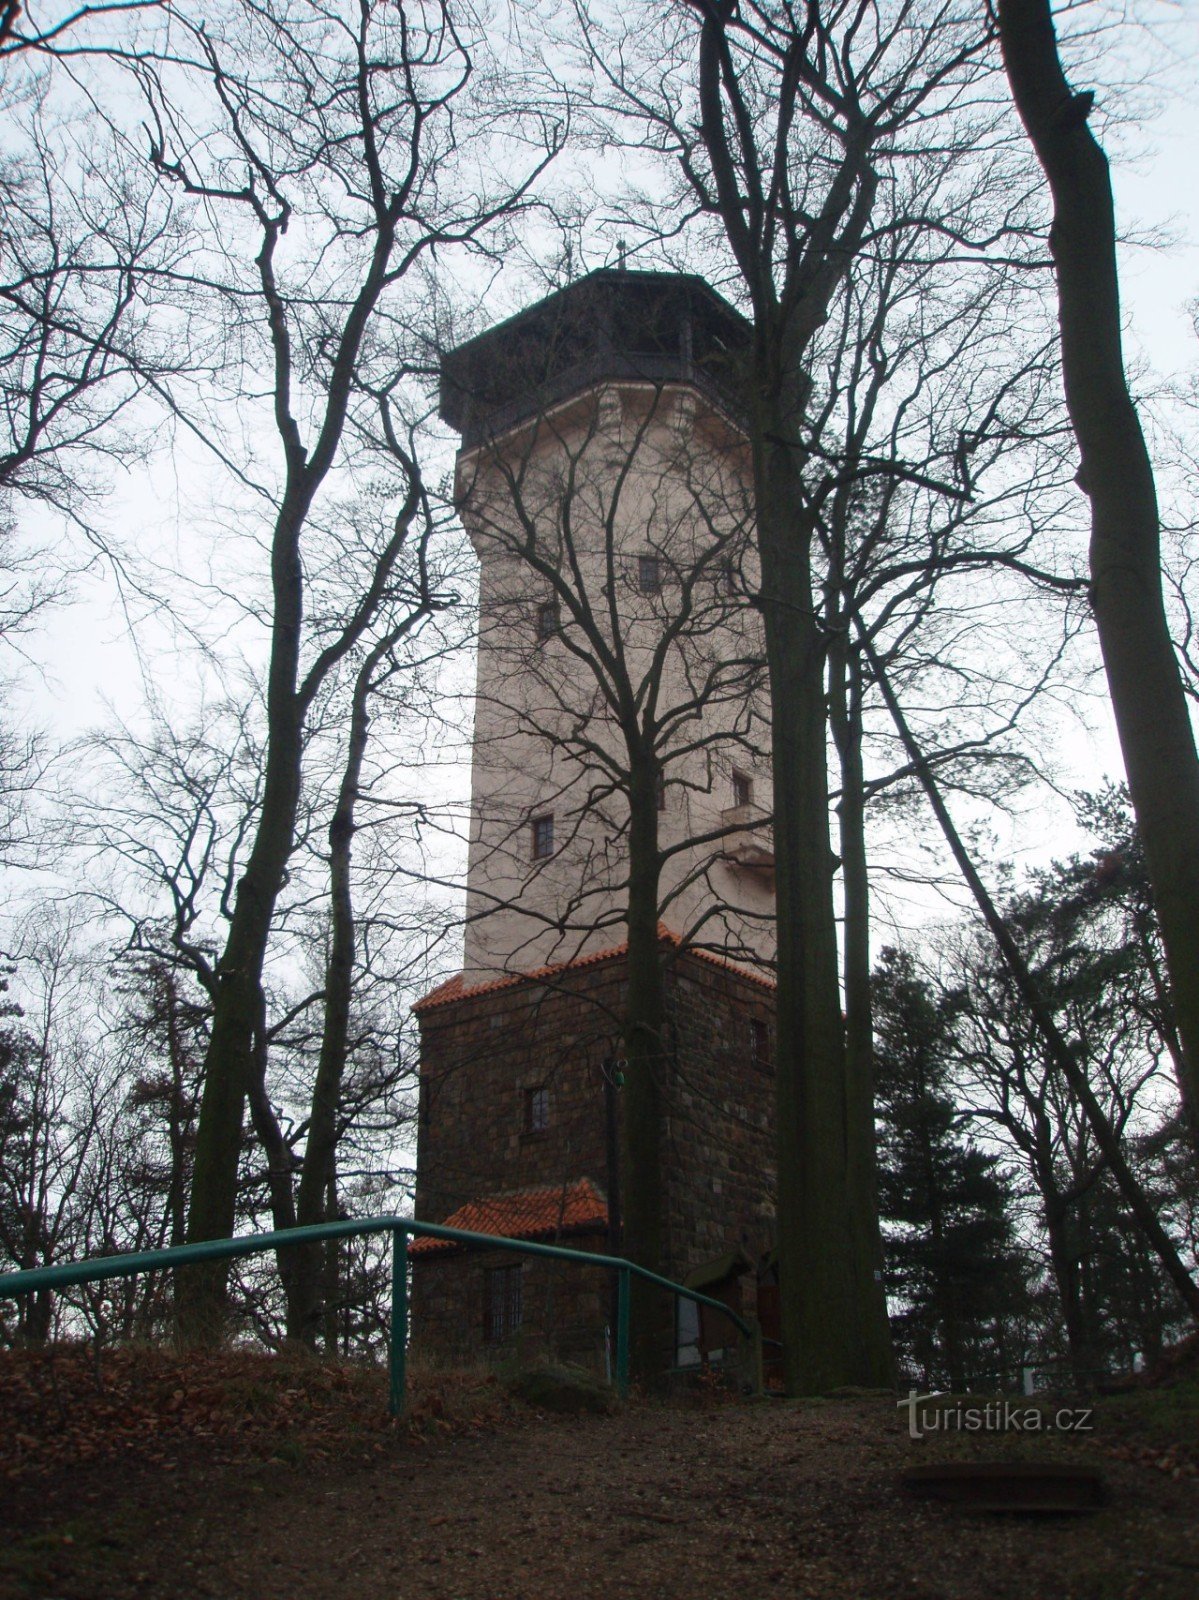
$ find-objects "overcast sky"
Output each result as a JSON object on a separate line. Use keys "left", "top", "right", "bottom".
{"left": 9, "top": 3, "right": 1199, "bottom": 949}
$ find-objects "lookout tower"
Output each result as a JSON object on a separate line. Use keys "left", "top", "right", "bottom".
{"left": 410, "top": 270, "right": 780, "bottom": 1373}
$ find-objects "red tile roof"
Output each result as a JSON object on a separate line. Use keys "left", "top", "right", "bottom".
{"left": 413, "top": 924, "right": 774, "bottom": 1014}
{"left": 408, "top": 1178, "right": 608, "bottom": 1256}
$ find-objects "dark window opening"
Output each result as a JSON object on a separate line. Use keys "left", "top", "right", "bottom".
{"left": 719, "top": 559, "right": 737, "bottom": 596}
{"left": 750, "top": 1018, "right": 770, "bottom": 1069}
{"left": 655, "top": 770, "right": 667, "bottom": 812}
{"left": 535, "top": 599, "right": 558, "bottom": 641}
{"left": 531, "top": 814, "right": 554, "bottom": 860}
{"left": 418, "top": 1078, "right": 430, "bottom": 1130}
{"left": 484, "top": 1263, "right": 523, "bottom": 1344}
{"left": 524, "top": 1085, "right": 549, "bottom": 1133}
{"left": 732, "top": 770, "right": 753, "bottom": 809}
{"left": 638, "top": 554, "right": 662, "bottom": 594}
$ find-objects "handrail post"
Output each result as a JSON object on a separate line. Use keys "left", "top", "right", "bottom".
{"left": 615, "top": 1266, "right": 630, "bottom": 1399}
{"left": 389, "top": 1227, "right": 408, "bottom": 1417}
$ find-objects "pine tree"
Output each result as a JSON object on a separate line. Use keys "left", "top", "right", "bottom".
{"left": 873, "top": 948, "right": 1029, "bottom": 1391}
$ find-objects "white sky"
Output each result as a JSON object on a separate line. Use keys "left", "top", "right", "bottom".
{"left": 7, "top": 3, "right": 1199, "bottom": 949}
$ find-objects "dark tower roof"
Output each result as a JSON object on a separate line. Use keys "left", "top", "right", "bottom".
{"left": 439, "top": 268, "right": 751, "bottom": 449}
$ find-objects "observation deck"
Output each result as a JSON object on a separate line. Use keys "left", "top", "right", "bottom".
{"left": 439, "top": 268, "right": 751, "bottom": 449}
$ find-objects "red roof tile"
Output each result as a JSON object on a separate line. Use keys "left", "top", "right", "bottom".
{"left": 412, "top": 925, "right": 774, "bottom": 1014}
{"left": 408, "top": 1178, "right": 608, "bottom": 1256}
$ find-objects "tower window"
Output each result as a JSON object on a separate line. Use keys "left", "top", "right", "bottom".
{"left": 531, "top": 814, "right": 554, "bottom": 859}
{"left": 750, "top": 1018, "right": 770, "bottom": 1069}
{"left": 524, "top": 1085, "right": 549, "bottom": 1133}
{"left": 656, "top": 770, "right": 667, "bottom": 812}
{"left": 732, "top": 770, "right": 753, "bottom": 809}
{"left": 535, "top": 599, "right": 558, "bottom": 641}
{"left": 638, "top": 554, "right": 662, "bottom": 594}
{"left": 719, "top": 558, "right": 737, "bottom": 596}
{"left": 484, "top": 1263, "right": 523, "bottom": 1344}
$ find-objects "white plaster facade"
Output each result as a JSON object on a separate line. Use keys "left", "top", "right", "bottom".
{"left": 455, "top": 378, "right": 777, "bottom": 985}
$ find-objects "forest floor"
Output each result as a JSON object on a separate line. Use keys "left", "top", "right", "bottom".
{"left": 2, "top": 1343, "right": 1198, "bottom": 1600}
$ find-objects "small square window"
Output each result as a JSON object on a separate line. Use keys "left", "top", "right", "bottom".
{"left": 531, "top": 814, "right": 554, "bottom": 860}
{"left": 524, "top": 1085, "right": 549, "bottom": 1133}
{"left": 638, "top": 554, "right": 662, "bottom": 594}
{"left": 732, "top": 770, "right": 753, "bottom": 809}
{"left": 484, "top": 1263, "right": 523, "bottom": 1344}
{"left": 749, "top": 1018, "right": 770, "bottom": 1069}
{"left": 535, "top": 599, "right": 558, "bottom": 641}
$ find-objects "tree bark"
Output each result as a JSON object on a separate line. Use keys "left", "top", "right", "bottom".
{"left": 177, "top": 506, "right": 307, "bottom": 1341}
{"left": 289, "top": 635, "right": 398, "bottom": 1344}
{"left": 755, "top": 384, "right": 892, "bottom": 1391}
{"left": 621, "top": 749, "right": 667, "bottom": 1384}
{"left": 829, "top": 622, "right": 894, "bottom": 1385}
{"left": 998, "top": 0, "right": 1199, "bottom": 1146}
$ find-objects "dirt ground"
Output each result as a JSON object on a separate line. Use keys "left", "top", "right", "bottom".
{"left": 2, "top": 1348, "right": 1198, "bottom": 1600}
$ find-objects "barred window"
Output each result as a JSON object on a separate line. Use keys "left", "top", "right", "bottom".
{"left": 484, "top": 1263, "right": 523, "bottom": 1344}
{"left": 732, "top": 770, "right": 753, "bottom": 809}
{"left": 535, "top": 600, "right": 558, "bottom": 641}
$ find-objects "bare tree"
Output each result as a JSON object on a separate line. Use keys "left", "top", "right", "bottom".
{"left": 97, "top": 0, "right": 562, "bottom": 1339}
{"left": 997, "top": 0, "right": 1199, "bottom": 1151}
{"left": 576, "top": 0, "right": 1031, "bottom": 1390}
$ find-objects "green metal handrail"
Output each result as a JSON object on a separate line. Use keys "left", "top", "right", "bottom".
{"left": 0, "top": 1216, "right": 754, "bottom": 1414}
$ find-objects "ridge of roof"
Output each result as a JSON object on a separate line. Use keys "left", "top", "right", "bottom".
{"left": 412, "top": 925, "right": 775, "bottom": 1015}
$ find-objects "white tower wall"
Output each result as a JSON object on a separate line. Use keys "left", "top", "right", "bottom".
{"left": 455, "top": 381, "right": 776, "bottom": 984}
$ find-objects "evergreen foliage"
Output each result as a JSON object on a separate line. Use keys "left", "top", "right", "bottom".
{"left": 873, "top": 947, "right": 1030, "bottom": 1390}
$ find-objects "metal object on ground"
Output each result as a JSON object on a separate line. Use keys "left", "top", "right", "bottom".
{"left": 900, "top": 1461, "right": 1108, "bottom": 1513}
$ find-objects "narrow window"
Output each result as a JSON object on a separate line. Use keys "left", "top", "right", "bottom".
{"left": 524, "top": 1085, "right": 549, "bottom": 1133}
{"left": 531, "top": 814, "right": 554, "bottom": 860}
{"left": 732, "top": 770, "right": 753, "bottom": 809}
{"left": 484, "top": 1263, "right": 523, "bottom": 1344}
{"left": 638, "top": 554, "right": 662, "bottom": 594}
{"left": 535, "top": 599, "right": 558, "bottom": 642}
{"left": 655, "top": 770, "right": 667, "bottom": 812}
{"left": 750, "top": 1018, "right": 770, "bottom": 1069}
{"left": 418, "top": 1077, "right": 430, "bottom": 1130}
{"left": 719, "top": 558, "right": 737, "bottom": 596}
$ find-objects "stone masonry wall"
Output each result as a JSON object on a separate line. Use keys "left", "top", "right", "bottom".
{"left": 411, "top": 947, "right": 776, "bottom": 1367}
{"left": 411, "top": 1237, "right": 611, "bottom": 1372}
{"left": 664, "top": 957, "right": 777, "bottom": 1278}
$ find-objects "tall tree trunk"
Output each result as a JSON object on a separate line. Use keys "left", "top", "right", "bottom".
{"left": 161, "top": 970, "right": 192, "bottom": 1250}
{"left": 621, "top": 752, "right": 667, "bottom": 1383}
{"left": 289, "top": 637, "right": 397, "bottom": 1344}
{"left": 177, "top": 480, "right": 308, "bottom": 1342}
{"left": 756, "top": 396, "right": 892, "bottom": 1393}
{"left": 1041, "top": 1188, "right": 1090, "bottom": 1382}
{"left": 998, "top": 0, "right": 1199, "bottom": 1146}
{"left": 177, "top": 605, "right": 305, "bottom": 1342}
{"left": 829, "top": 628, "right": 894, "bottom": 1384}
